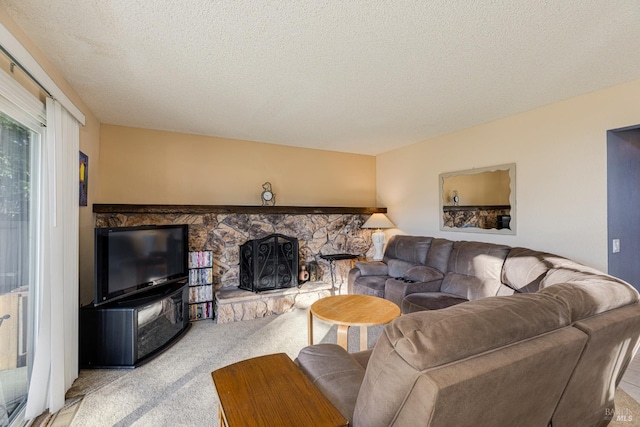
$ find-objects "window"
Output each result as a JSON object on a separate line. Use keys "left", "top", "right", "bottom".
{"left": 0, "top": 63, "right": 44, "bottom": 426}
{"left": 0, "top": 105, "right": 41, "bottom": 427}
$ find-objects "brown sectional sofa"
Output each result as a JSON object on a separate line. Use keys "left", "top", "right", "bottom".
{"left": 348, "top": 235, "right": 607, "bottom": 313}
{"left": 297, "top": 235, "right": 640, "bottom": 426}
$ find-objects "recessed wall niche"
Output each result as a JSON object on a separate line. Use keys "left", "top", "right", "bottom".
{"left": 439, "top": 163, "right": 516, "bottom": 235}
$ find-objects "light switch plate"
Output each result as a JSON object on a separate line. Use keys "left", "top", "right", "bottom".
{"left": 613, "top": 239, "right": 621, "bottom": 253}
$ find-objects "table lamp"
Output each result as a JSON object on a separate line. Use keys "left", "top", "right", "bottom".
{"left": 361, "top": 213, "right": 395, "bottom": 261}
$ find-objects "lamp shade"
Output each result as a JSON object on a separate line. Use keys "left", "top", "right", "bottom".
{"left": 361, "top": 213, "right": 395, "bottom": 229}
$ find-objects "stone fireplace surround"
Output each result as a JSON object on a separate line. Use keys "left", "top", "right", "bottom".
{"left": 94, "top": 204, "right": 384, "bottom": 323}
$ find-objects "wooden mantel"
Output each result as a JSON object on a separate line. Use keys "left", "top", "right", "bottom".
{"left": 93, "top": 204, "right": 387, "bottom": 215}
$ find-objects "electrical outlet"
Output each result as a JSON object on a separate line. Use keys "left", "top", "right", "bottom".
{"left": 612, "top": 239, "right": 621, "bottom": 253}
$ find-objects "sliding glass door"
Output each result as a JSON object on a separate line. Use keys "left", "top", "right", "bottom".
{"left": 0, "top": 110, "right": 40, "bottom": 427}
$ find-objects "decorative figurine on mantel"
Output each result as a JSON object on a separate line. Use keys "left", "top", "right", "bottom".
{"left": 452, "top": 190, "right": 460, "bottom": 206}
{"left": 261, "top": 182, "right": 276, "bottom": 206}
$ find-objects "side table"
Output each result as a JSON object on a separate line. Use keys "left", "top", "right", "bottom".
{"left": 319, "top": 253, "right": 360, "bottom": 295}
{"left": 309, "top": 294, "right": 401, "bottom": 351}
{"left": 211, "top": 353, "right": 348, "bottom": 427}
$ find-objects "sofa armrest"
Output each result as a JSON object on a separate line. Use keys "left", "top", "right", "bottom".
{"left": 404, "top": 265, "right": 444, "bottom": 282}
{"left": 353, "top": 261, "right": 389, "bottom": 276}
{"left": 296, "top": 344, "right": 366, "bottom": 425}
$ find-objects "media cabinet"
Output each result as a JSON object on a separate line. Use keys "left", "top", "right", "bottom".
{"left": 80, "top": 281, "right": 191, "bottom": 368}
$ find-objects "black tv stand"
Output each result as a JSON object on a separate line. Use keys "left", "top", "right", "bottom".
{"left": 80, "top": 281, "right": 191, "bottom": 368}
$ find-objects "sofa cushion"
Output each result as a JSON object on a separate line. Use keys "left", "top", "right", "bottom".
{"left": 363, "top": 328, "right": 586, "bottom": 427}
{"left": 387, "top": 259, "right": 420, "bottom": 278}
{"left": 384, "top": 277, "right": 444, "bottom": 308}
{"left": 502, "top": 247, "right": 604, "bottom": 293}
{"left": 403, "top": 265, "right": 443, "bottom": 283}
{"left": 352, "top": 276, "right": 387, "bottom": 298}
{"left": 425, "top": 238, "right": 454, "bottom": 272}
{"left": 401, "top": 292, "right": 468, "bottom": 313}
{"left": 441, "top": 273, "right": 498, "bottom": 300}
{"left": 538, "top": 273, "right": 639, "bottom": 321}
{"left": 296, "top": 344, "right": 365, "bottom": 425}
{"left": 353, "top": 260, "right": 388, "bottom": 276}
{"left": 383, "top": 235, "right": 432, "bottom": 265}
{"left": 388, "top": 292, "right": 572, "bottom": 371}
{"left": 540, "top": 266, "right": 627, "bottom": 289}
{"left": 441, "top": 241, "right": 510, "bottom": 299}
{"left": 502, "top": 247, "right": 558, "bottom": 293}
{"left": 353, "top": 293, "right": 580, "bottom": 427}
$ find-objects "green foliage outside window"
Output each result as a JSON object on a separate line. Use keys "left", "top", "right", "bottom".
{"left": 0, "top": 112, "right": 31, "bottom": 220}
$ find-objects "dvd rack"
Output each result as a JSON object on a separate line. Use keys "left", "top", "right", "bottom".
{"left": 188, "top": 251, "right": 214, "bottom": 320}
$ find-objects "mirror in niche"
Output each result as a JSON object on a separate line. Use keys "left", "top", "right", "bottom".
{"left": 439, "top": 163, "right": 516, "bottom": 235}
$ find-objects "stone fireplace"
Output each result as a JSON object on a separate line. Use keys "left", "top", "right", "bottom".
{"left": 94, "top": 204, "right": 385, "bottom": 323}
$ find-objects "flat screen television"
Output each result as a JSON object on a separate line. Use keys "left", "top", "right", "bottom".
{"left": 94, "top": 224, "right": 189, "bottom": 306}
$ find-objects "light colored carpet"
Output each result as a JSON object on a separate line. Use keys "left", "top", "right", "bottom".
{"left": 59, "top": 308, "right": 379, "bottom": 427}
{"left": 37, "top": 307, "right": 640, "bottom": 426}
{"left": 610, "top": 389, "right": 640, "bottom": 427}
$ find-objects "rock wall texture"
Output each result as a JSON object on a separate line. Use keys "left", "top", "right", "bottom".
{"left": 442, "top": 207, "right": 511, "bottom": 229}
{"left": 95, "top": 212, "right": 375, "bottom": 291}
{"left": 214, "top": 283, "right": 333, "bottom": 324}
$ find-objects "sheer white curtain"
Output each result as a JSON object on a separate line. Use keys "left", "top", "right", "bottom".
{"left": 25, "top": 98, "right": 79, "bottom": 418}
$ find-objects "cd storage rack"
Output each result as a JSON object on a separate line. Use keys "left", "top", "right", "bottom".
{"left": 188, "top": 251, "right": 214, "bottom": 320}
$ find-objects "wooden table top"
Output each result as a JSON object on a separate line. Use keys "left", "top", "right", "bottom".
{"left": 211, "top": 353, "right": 348, "bottom": 427}
{"left": 310, "top": 294, "right": 401, "bottom": 326}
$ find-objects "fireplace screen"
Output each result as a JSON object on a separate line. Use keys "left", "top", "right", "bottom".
{"left": 239, "top": 234, "right": 299, "bottom": 292}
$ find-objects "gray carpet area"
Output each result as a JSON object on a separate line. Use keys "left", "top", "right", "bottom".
{"left": 54, "top": 308, "right": 381, "bottom": 426}
{"left": 37, "top": 307, "right": 640, "bottom": 426}
{"left": 610, "top": 389, "right": 640, "bottom": 427}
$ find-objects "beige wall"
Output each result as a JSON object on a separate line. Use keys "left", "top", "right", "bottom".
{"left": 99, "top": 125, "right": 377, "bottom": 207}
{"left": 0, "top": 7, "right": 101, "bottom": 305}
{"left": 78, "top": 115, "right": 101, "bottom": 305}
{"left": 378, "top": 78, "right": 640, "bottom": 272}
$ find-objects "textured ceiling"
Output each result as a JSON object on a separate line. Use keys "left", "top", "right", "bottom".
{"left": 2, "top": 1, "right": 640, "bottom": 155}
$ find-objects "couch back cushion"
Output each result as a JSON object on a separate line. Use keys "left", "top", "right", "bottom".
{"left": 502, "top": 247, "right": 559, "bottom": 293}
{"left": 353, "top": 293, "right": 578, "bottom": 426}
{"left": 441, "top": 241, "right": 510, "bottom": 299}
{"left": 387, "top": 293, "right": 572, "bottom": 369}
{"left": 383, "top": 235, "right": 432, "bottom": 265}
{"left": 502, "top": 247, "right": 606, "bottom": 293}
{"left": 538, "top": 273, "right": 638, "bottom": 321}
{"left": 424, "top": 238, "right": 454, "bottom": 273}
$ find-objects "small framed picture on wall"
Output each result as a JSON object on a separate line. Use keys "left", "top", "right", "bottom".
{"left": 79, "top": 151, "right": 88, "bottom": 206}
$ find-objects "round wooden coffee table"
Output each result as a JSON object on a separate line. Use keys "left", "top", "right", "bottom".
{"left": 308, "top": 294, "right": 401, "bottom": 351}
